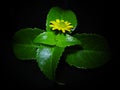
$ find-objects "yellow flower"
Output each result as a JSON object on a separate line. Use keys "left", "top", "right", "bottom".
{"left": 49, "top": 19, "right": 73, "bottom": 33}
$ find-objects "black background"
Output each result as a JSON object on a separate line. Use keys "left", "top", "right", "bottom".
{"left": 2, "top": 0, "right": 117, "bottom": 89}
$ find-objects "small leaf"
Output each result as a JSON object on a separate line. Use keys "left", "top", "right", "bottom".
{"left": 36, "top": 45, "right": 64, "bottom": 80}
{"left": 56, "top": 34, "right": 81, "bottom": 47}
{"left": 46, "top": 7, "right": 77, "bottom": 32}
{"left": 66, "top": 33, "right": 111, "bottom": 69}
{"left": 13, "top": 28, "right": 44, "bottom": 60}
{"left": 34, "top": 31, "right": 56, "bottom": 45}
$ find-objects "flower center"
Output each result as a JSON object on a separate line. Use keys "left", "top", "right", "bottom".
{"left": 58, "top": 22, "right": 66, "bottom": 28}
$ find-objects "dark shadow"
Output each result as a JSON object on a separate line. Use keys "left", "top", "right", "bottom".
{"left": 64, "top": 45, "right": 83, "bottom": 54}
{"left": 55, "top": 45, "right": 83, "bottom": 84}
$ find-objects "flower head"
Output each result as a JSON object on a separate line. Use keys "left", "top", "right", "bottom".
{"left": 49, "top": 19, "right": 73, "bottom": 33}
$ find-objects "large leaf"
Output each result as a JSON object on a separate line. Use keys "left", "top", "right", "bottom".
{"left": 66, "top": 33, "right": 111, "bottom": 69}
{"left": 36, "top": 45, "right": 64, "bottom": 80}
{"left": 56, "top": 33, "right": 81, "bottom": 47}
{"left": 46, "top": 7, "right": 77, "bottom": 32}
{"left": 13, "top": 28, "right": 44, "bottom": 60}
{"left": 34, "top": 31, "right": 56, "bottom": 45}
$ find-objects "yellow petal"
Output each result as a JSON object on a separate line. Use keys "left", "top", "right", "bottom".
{"left": 67, "top": 26, "right": 73, "bottom": 28}
{"left": 62, "top": 30, "right": 65, "bottom": 33}
{"left": 49, "top": 25, "right": 54, "bottom": 27}
{"left": 56, "top": 19, "right": 60, "bottom": 23}
{"left": 61, "top": 20, "right": 64, "bottom": 22}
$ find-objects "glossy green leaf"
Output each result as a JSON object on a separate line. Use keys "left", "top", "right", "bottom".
{"left": 34, "top": 31, "right": 56, "bottom": 45}
{"left": 36, "top": 45, "right": 64, "bottom": 80}
{"left": 66, "top": 33, "right": 111, "bottom": 69}
{"left": 56, "top": 34, "right": 81, "bottom": 47}
{"left": 46, "top": 7, "right": 77, "bottom": 32}
{"left": 13, "top": 28, "right": 44, "bottom": 60}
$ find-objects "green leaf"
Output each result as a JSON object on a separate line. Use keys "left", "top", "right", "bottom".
{"left": 36, "top": 45, "right": 64, "bottom": 80}
{"left": 66, "top": 33, "right": 111, "bottom": 69}
{"left": 13, "top": 28, "right": 44, "bottom": 60}
{"left": 56, "top": 33, "right": 81, "bottom": 47}
{"left": 46, "top": 7, "right": 77, "bottom": 32}
{"left": 34, "top": 31, "right": 56, "bottom": 45}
